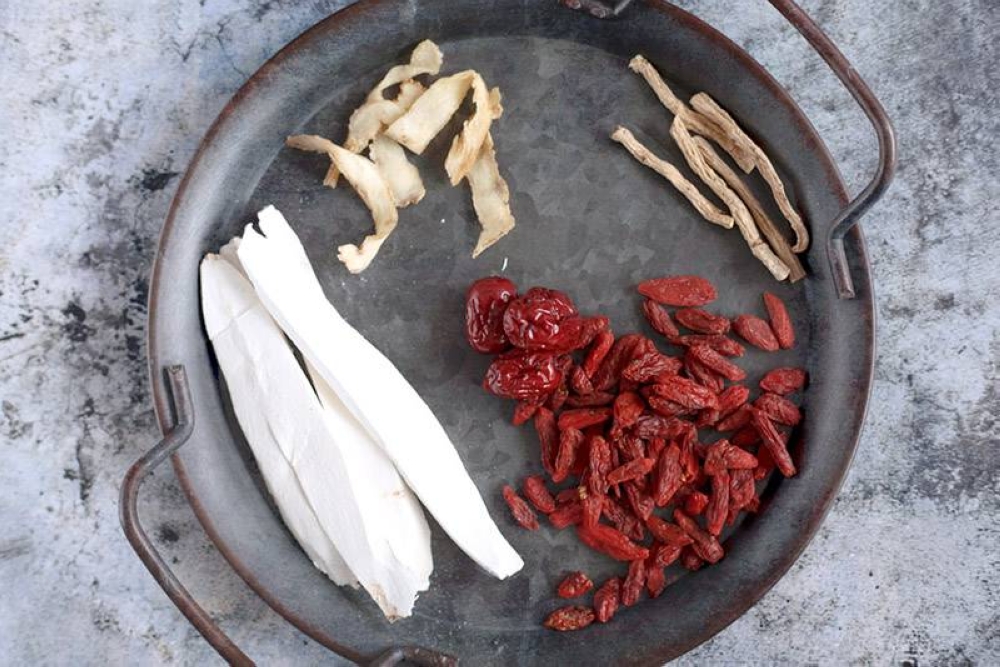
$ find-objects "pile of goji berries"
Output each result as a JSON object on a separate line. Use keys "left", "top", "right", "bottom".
{"left": 464, "top": 274, "right": 807, "bottom": 631}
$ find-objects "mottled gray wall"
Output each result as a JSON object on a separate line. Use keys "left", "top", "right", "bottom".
{"left": 0, "top": 0, "right": 996, "bottom": 665}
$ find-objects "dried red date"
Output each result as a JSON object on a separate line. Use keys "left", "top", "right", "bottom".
{"left": 674, "top": 334, "right": 745, "bottom": 357}
{"left": 544, "top": 605, "right": 595, "bottom": 631}
{"left": 675, "top": 308, "right": 731, "bottom": 335}
{"left": 503, "top": 287, "right": 577, "bottom": 350}
{"left": 593, "top": 578, "right": 621, "bottom": 623}
{"left": 558, "top": 407, "right": 612, "bottom": 431}
{"left": 732, "top": 314, "right": 780, "bottom": 351}
{"left": 557, "top": 571, "right": 594, "bottom": 598}
{"left": 465, "top": 276, "right": 517, "bottom": 353}
{"left": 642, "top": 299, "right": 680, "bottom": 339}
{"left": 687, "top": 344, "right": 746, "bottom": 382}
{"left": 638, "top": 275, "right": 717, "bottom": 307}
{"left": 763, "top": 292, "right": 795, "bottom": 349}
{"left": 534, "top": 407, "right": 559, "bottom": 476}
{"left": 576, "top": 523, "right": 649, "bottom": 561}
{"left": 502, "top": 485, "right": 539, "bottom": 530}
{"left": 622, "top": 558, "right": 646, "bottom": 607}
{"left": 483, "top": 350, "right": 561, "bottom": 401}
{"left": 751, "top": 408, "right": 797, "bottom": 477}
{"left": 523, "top": 475, "right": 556, "bottom": 514}
{"left": 755, "top": 392, "right": 802, "bottom": 426}
{"left": 760, "top": 367, "right": 807, "bottom": 395}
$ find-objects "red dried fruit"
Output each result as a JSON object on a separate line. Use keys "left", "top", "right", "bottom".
{"left": 546, "top": 378, "right": 569, "bottom": 412}
{"left": 622, "top": 351, "right": 676, "bottom": 384}
{"left": 751, "top": 408, "right": 797, "bottom": 477}
{"left": 683, "top": 355, "right": 726, "bottom": 394}
{"left": 502, "top": 485, "right": 539, "bottom": 530}
{"left": 703, "top": 439, "right": 759, "bottom": 476}
{"left": 592, "top": 334, "right": 644, "bottom": 391}
{"left": 683, "top": 490, "right": 710, "bottom": 516}
{"left": 557, "top": 571, "right": 594, "bottom": 599}
{"left": 587, "top": 436, "right": 613, "bottom": 496}
{"left": 755, "top": 392, "right": 802, "bottom": 426}
{"left": 523, "top": 475, "right": 556, "bottom": 514}
{"left": 674, "top": 334, "right": 745, "bottom": 357}
{"left": 622, "top": 558, "right": 646, "bottom": 607}
{"left": 465, "top": 276, "right": 517, "bottom": 354}
{"left": 754, "top": 446, "right": 776, "bottom": 480}
{"left": 576, "top": 523, "right": 650, "bottom": 561}
{"left": 705, "top": 469, "right": 730, "bottom": 536}
{"left": 612, "top": 391, "right": 645, "bottom": 430}
{"left": 549, "top": 501, "right": 584, "bottom": 529}
{"left": 638, "top": 275, "right": 718, "bottom": 307}
{"left": 503, "top": 287, "right": 578, "bottom": 351}
{"left": 716, "top": 385, "right": 750, "bottom": 420}
{"left": 582, "top": 491, "right": 605, "bottom": 529}
{"left": 673, "top": 509, "right": 724, "bottom": 563}
{"left": 544, "top": 605, "right": 595, "bottom": 631}
{"left": 582, "top": 329, "right": 614, "bottom": 378}
{"left": 652, "top": 444, "right": 684, "bottom": 506}
{"left": 642, "top": 299, "right": 680, "bottom": 339}
{"left": 553, "top": 427, "right": 584, "bottom": 483}
{"left": 732, "top": 314, "right": 780, "bottom": 351}
{"left": 680, "top": 547, "right": 705, "bottom": 571}
{"left": 645, "top": 514, "right": 694, "bottom": 547}
{"left": 760, "top": 367, "right": 808, "bottom": 395}
{"left": 648, "top": 376, "right": 719, "bottom": 410}
{"left": 593, "top": 578, "right": 622, "bottom": 623}
{"left": 717, "top": 405, "right": 752, "bottom": 432}
{"left": 686, "top": 344, "right": 746, "bottom": 382}
{"left": 512, "top": 400, "right": 540, "bottom": 426}
{"left": 625, "top": 483, "right": 655, "bottom": 521}
{"left": 675, "top": 308, "right": 731, "bottom": 335}
{"left": 606, "top": 457, "right": 656, "bottom": 486}
{"left": 556, "top": 487, "right": 583, "bottom": 505}
{"left": 763, "top": 292, "right": 795, "bottom": 349}
{"left": 647, "top": 395, "right": 691, "bottom": 418}
{"left": 645, "top": 562, "right": 667, "bottom": 598}
{"left": 652, "top": 542, "right": 684, "bottom": 568}
{"left": 558, "top": 407, "right": 612, "bottom": 431}
{"left": 534, "top": 407, "right": 559, "bottom": 476}
{"left": 647, "top": 437, "right": 667, "bottom": 460}
{"left": 483, "top": 350, "right": 562, "bottom": 401}
{"left": 729, "top": 468, "right": 756, "bottom": 511}
{"left": 565, "top": 391, "right": 616, "bottom": 408}
{"left": 569, "top": 365, "right": 595, "bottom": 396}
{"left": 731, "top": 424, "right": 762, "bottom": 447}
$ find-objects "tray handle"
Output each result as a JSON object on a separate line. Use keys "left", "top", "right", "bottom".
{"left": 561, "top": 0, "right": 897, "bottom": 298}
{"left": 121, "top": 366, "right": 456, "bottom": 667}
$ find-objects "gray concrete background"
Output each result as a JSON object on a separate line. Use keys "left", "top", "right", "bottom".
{"left": 1, "top": 0, "right": 996, "bottom": 664}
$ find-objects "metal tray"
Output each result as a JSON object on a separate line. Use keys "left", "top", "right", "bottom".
{"left": 122, "top": 1, "right": 895, "bottom": 664}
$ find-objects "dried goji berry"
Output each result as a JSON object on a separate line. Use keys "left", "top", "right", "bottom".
{"left": 625, "top": 483, "right": 655, "bottom": 521}
{"left": 680, "top": 547, "right": 705, "bottom": 571}
{"left": 638, "top": 275, "right": 717, "bottom": 307}
{"left": 512, "top": 400, "right": 540, "bottom": 426}
{"left": 543, "top": 605, "right": 595, "bottom": 631}
{"left": 717, "top": 404, "right": 753, "bottom": 432}
{"left": 678, "top": 428, "right": 701, "bottom": 484}
{"left": 687, "top": 344, "right": 746, "bottom": 382}
{"left": 558, "top": 408, "right": 612, "bottom": 431}
{"left": 674, "top": 334, "right": 745, "bottom": 357}
{"left": 582, "top": 329, "right": 614, "bottom": 378}
{"left": 565, "top": 391, "right": 616, "bottom": 408}
{"left": 622, "top": 351, "right": 676, "bottom": 384}
{"left": 652, "top": 542, "right": 684, "bottom": 568}
{"left": 569, "top": 365, "right": 595, "bottom": 396}
{"left": 557, "top": 571, "right": 594, "bottom": 599}
{"left": 592, "top": 334, "right": 644, "bottom": 391}
{"left": 684, "top": 355, "right": 726, "bottom": 393}
{"left": 593, "top": 578, "right": 621, "bottom": 623}
{"left": 732, "top": 424, "right": 761, "bottom": 447}
{"left": 587, "top": 436, "right": 612, "bottom": 496}
{"left": 759, "top": 367, "right": 808, "bottom": 395}
{"left": 645, "top": 514, "right": 693, "bottom": 547}
{"left": 576, "top": 523, "right": 650, "bottom": 561}
{"left": 763, "top": 292, "right": 795, "bottom": 349}
{"left": 695, "top": 407, "right": 721, "bottom": 428}
{"left": 534, "top": 407, "right": 559, "bottom": 476}
{"left": 649, "top": 359, "right": 685, "bottom": 382}
{"left": 717, "top": 385, "right": 750, "bottom": 420}
{"left": 556, "top": 487, "right": 583, "bottom": 504}
{"left": 642, "top": 299, "right": 680, "bottom": 339}
{"left": 647, "top": 437, "right": 667, "bottom": 460}
{"left": 607, "top": 457, "right": 656, "bottom": 486}
{"left": 645, "top": 562, "right": 667, "bottom": 598}
{"left": 729, "top": 468, "right": 756, "bottom": 512}
{"left": 582, "top": 491, "right": 604, "bottom": 529}
{"left": 683, "top": 490, "right": 709, "bottom": 516}
{"left": 465, "top": 276, "right": 517, "bottom": 354}
{"left": 732, "top": 314, "right": 780, "bottom": 351}
{"left": 652, "top": 443, "right": 684, "bottom": 506}
{"left": 549, "top": 501, "right": 583, "bottom": 529}
{"left": 751, "top": 408, "right": 796, "bottom": 477}
{"left": 673, "top": 509, "right": 724, "bottom": 563}
{"left": 503, "top": 287, "right": 578, "bottom": 351}
{"left": 755, "top": 392, "right": 802, "bottom": 426}
{"left": 602, "top": 496, "right": 631, "bottom": 531}
{"left": 612, "top": 391, "right": 646, "bottom": 430}
{"left": 647, "top": 394, "right": 692, "bottom": 418}
{"left": 705, "top": 470, "right": 730, "bottom": 536}
{"left": 553, "top": 427, "right": 584, "bottom": 483}
{"left": 546, "top": 377, "right": 569, "bottom": 412}
{"left": 613, "top": 433, "right": 646, "bottom": 462}
{"left": 502, "top": 485, "right": 539, "bottom": 530}
{"left": 703, "top": 439, "right": 758, "bottom": 476}
{"left": 754, "top": 446, "right": 775, "bottom": 480}
{"left": 622, "top": 558, "right": 646, "bottom": 607}
{"left": 675, "top": 308, "right": 731, "bottom": 335}
{"left": 522, "top": 475, "right": 556, "bottom": 514}
{"left": 648, "top": 376, "right": 719, "bottom": 410}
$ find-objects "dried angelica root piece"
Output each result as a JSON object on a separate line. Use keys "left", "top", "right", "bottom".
{"left": 628, "top": 55, "right": 755, "bottom": 172}
{"left": 445, "top": 77, "right": 502, "bottom": 185}
{"left": 671, "top": 118, "right": 790, "bottom": 281}
{"left": 693, "top": 135, "right": 806, "bottom": 282}
{"left": 690, "top": 92, "right": 809, "bottom": 252}
{"left": 611, "top": 126, "right": 733, "bottom": 229}
{"left": 385, "top": 70, "right": 479, "bottom": 155}
{"left": 285, "top": 135, "right": 398, "bottom": 273}
{"left": 369, "top": 134, "right": 425, "bottom": 207}
{"left": 468, "top": 132, "right": 515, "bottom": 257}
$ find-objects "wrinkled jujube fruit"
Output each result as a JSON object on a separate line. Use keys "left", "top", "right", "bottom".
{"left": 465, "top": 276, "right": 518, "bottom": 354}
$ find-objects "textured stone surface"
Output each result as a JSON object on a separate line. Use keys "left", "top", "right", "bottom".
{"left": 0, "top": 1, "right": 996, "bottom": 665}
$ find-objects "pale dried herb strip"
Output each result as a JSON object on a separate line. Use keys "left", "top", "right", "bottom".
{"left": 611, "top": 126, "right": 733, "bottom": 229}
{"left": 690, "top": 92, "right": 810, "bottom": 252}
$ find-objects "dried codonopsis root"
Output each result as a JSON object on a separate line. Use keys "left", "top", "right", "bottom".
{"left": 285, "top": 135, "right": 398, "bottom": 273}
{"left": 690, "top": 93, "right": 809, "bottom": 252}
{"left": 611, "top": 126, "right": 733, "bottom": 229}
{"left": 628, "top": 55, "right": 755, "bottom": 173}
{"left": 671, "top": 117, "right": 790, "bottom": 281}
{"left": 468, "top": 132, "right": 515, "bottom": 257}
{"left": 692, "top": 135, "right": 806, "bottom": 282}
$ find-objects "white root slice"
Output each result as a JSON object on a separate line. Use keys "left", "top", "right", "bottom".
{"left": 237, "top": 207, "right": 524, "bottom": 580}
{"left": 385, "top": 70, "right": 482, "bottom": 155}
{"left": 628, "top": 55, "right": 755, "bottom": 172}
{"left": 286, "top": 134, "right": 398, "bottom": 273}
{"left": 468, "top": 132, "right": 515, "bottom": 257}
{"left": 201, "top": 253, "right": 435, "bottom": 618}
{"left": 444, "top": 79, "right": 503, "bottom": 185}
{"left": 369, "top": 134, "right": 426, "bottom": 207}
{"left": 693, "top": 135, "right": 807, "bottom": 282}
{"left": 611, "top": 125, "right": 734, "bottom": 229}
{"left": 690, "top": 92, "right": 810, "bottom": 252}
{"left": 671, "top": 118, "right": 790, "bottom": 280}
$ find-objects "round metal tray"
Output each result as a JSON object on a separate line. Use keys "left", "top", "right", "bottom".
{"left": 123, "top": 1, "right": 895, "bottom": 664}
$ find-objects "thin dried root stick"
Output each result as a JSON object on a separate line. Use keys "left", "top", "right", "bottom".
{"left": 693, "top": 136, "right": 807, "bottom": 282}
{"left": 628, "top": 55, "right": 755, "bottom": 173}
{"left": 671, "top": 118, "right": 790, "bottom": 281}
{"left": 690, "top": 93, "right": 810, "bottom": 252}
{"left": 611, "top": 126, "right": 733, "bottom": 229}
